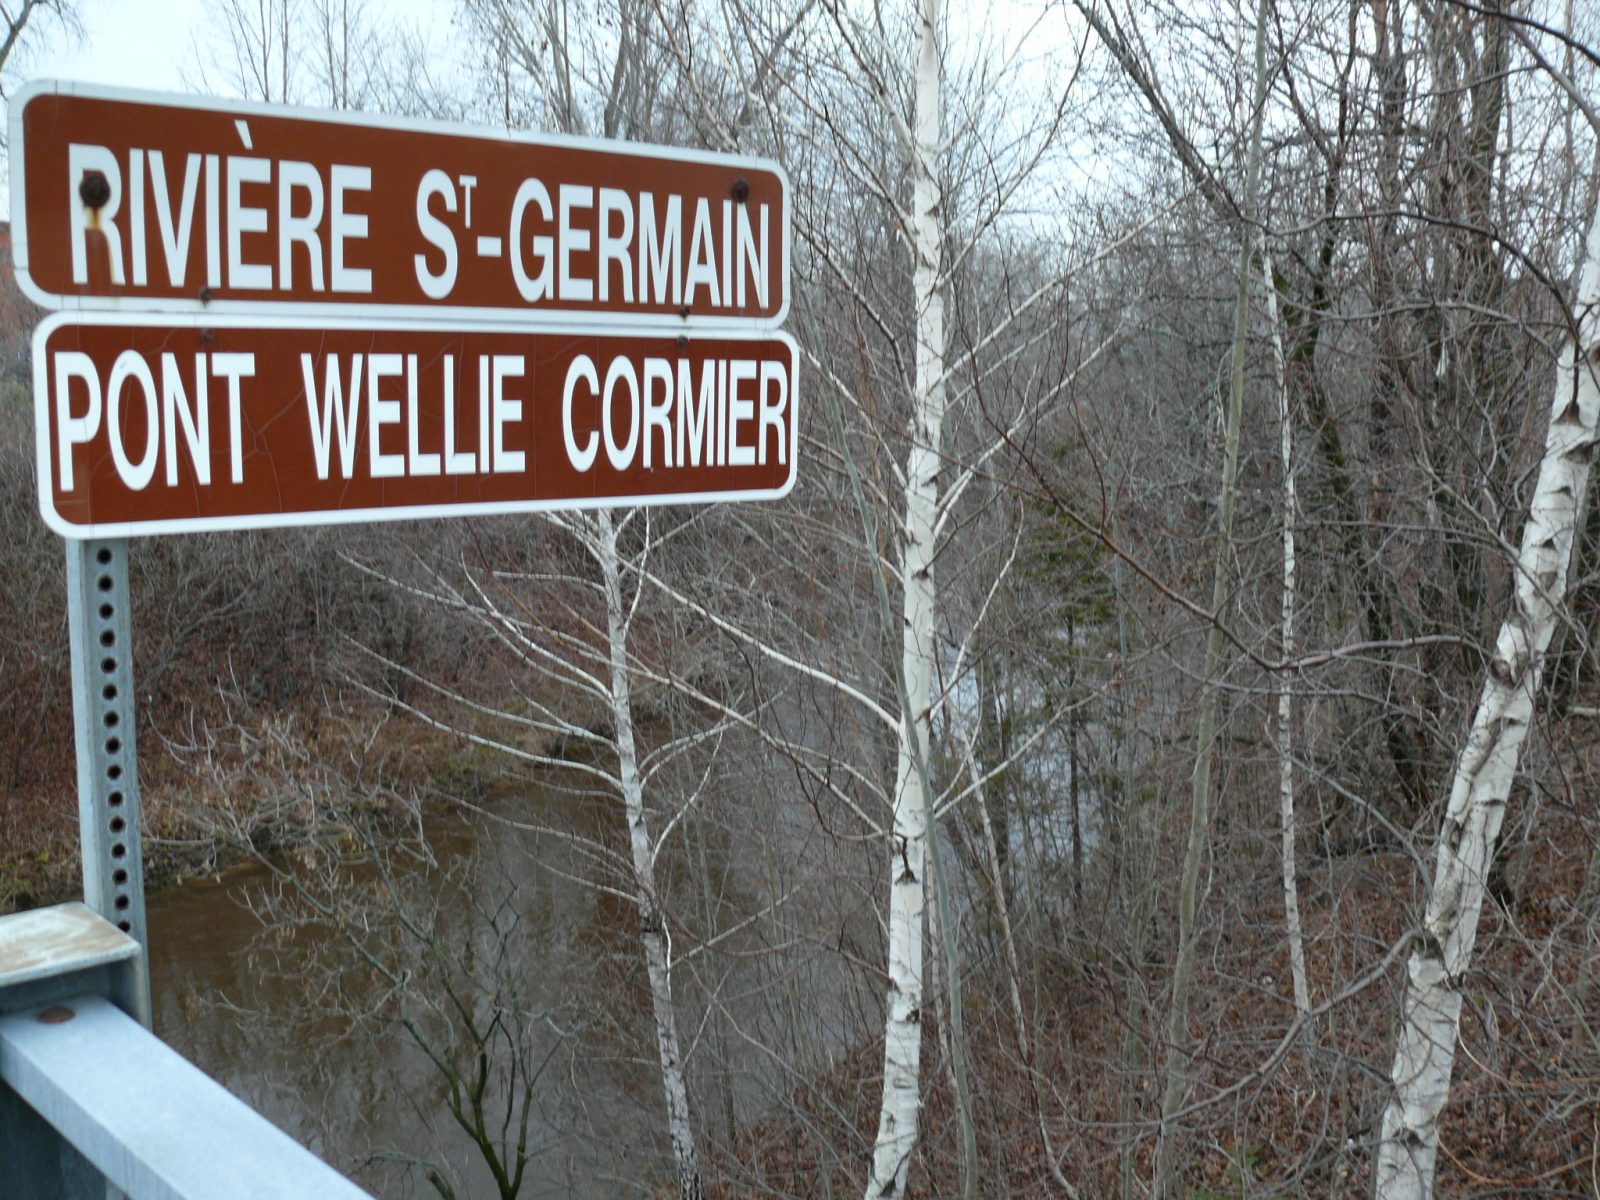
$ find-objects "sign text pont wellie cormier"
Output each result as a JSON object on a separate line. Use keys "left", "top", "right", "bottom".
{"left": 13, "top": 83, "right": 797, "bottom": 537}
{"left": 36, "top": 316, "right": 797, "bottom": 536}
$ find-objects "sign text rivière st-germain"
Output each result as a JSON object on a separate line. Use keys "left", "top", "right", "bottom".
{"left": 10, "top": 81, "right": 790, "bottom": 327}
{"left": 14, "top": 83, "right": 799, "bottom": 536}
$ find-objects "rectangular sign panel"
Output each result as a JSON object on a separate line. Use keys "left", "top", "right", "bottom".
{"left": 11, "top": 81, "right": 789, "bottom": 327}
{"left": 35, "top": 314, "right": 797, "bottom": 537}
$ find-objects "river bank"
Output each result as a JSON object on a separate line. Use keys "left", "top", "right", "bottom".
{"left": 0, "top": 710, "right": 497, "bottom": 915}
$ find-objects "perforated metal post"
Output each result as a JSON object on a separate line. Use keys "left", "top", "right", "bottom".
{"left": 66, "top": 539, "right": 149, "bottom": 1029}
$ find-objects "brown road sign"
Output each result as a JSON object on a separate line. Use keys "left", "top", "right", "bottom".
{"left": 35, "top": 314, "right": 798, "bottom": 537}
{"left": 11, "top": 81, "right": 789, "bottom": 327}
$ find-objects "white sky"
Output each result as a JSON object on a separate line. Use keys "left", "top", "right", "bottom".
{"left": 1, "top": 0, "right": 460, "bottom": 217}
{"left": 10, "top": 0, "right": 463, "bottom": 91}
{"left": 16, "top": 0, "right": 215, "bottom": 92}
{"left": 2, "top": 0, "right": 1096, "bottom": 224}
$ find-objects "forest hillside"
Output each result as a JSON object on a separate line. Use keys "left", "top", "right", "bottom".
{"left": 2, "top": 2, "right": 1600, "bottom": 1198}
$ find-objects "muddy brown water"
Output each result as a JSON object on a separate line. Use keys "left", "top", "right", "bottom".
{"left": 144, "top": 780, "right": 675, "bottom": 1200}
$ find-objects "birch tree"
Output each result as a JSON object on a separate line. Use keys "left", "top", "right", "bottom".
{"left": 180, "top": 4, "right": 716, "bottom": 1193}
{"left": 590, "top": 510, "right": 704, "bottom": 1200}
{"left": 1372, "top": 203, "right": 1600, "bottom": 1200}
{"left": 1264, "top": 253, "right": 1310, "bottom": 1019}
{"left": 634, "top": 4, "right": 1116, "bottom": 1188}
{"left": 340, "top": 511, "right": 726, "bottom": 1197}
{"left": 784, "top": 3, "right": 1115, "bottom": 1189}
{"left": 857, "top": 1, "right": 944, "bottom": 1191}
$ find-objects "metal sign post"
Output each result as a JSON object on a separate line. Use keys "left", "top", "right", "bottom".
{"left": 7, "top": 77, "right": 794, "bottom": 1197}
{"left": 64, "top": 539, "right": 149, "bottom": 1029}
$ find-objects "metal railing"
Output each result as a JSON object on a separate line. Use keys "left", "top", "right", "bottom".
{"left": 0, "top": 903, "right": 372, "bottom": 1200}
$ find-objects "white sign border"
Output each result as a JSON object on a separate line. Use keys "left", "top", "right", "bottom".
{"left": 10, "top": 79, "right": 793, "bottom": 331}
{"left": 34, "top": 310, "right": 800, "bottom": 540}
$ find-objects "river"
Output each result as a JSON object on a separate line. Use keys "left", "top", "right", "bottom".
{"left": 136, "top": 703, "right": 928, "bottom": 1200}
{"left": 144, "top": 776, "right": 679, "bottom": 1200}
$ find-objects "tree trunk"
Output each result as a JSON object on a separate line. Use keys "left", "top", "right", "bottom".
{"left": 976, "top": 648, "right": 1012, "bottom": 912}
{"left": 598, "top": 512, "right": 703, "bottom": 1200}
{"left": 1068, "top": 615, "right": 1083, "bottom": 906}
{"left": 1152, "top": 1, "right": 1270, "bottom": 1191}
{"left": 864, "top": 1, "right": 945, "bottom": 1194}
{"left": 1264, "top": 253, "right": 1311, "bottom": 1018}
{"left": 959, "top": 709, "right": 1081, "bottom": 1198}
{"left": 1372, "top": 209, "right": 1600, "bottom": 1200}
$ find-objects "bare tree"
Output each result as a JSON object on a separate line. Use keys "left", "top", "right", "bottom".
{"left": 197, "top": 0, "right": 297, "bottom": 103}
{"left": 1373, "top": 194, "right": 1600, "bottom": 1200}
{"left": 0, "top": 0, "right": 76, "bottom": 92}
{"left": 1151, "top": 3, "right": 1271, "bottom": 1193}
{"left": 1264, "top": 252, "right": 1311, "bottom": 1019}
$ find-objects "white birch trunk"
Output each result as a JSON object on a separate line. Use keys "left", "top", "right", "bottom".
{"left": 1263, "top": 255, "right": 1311, "bottom": 1018}
{"left": 864, "top": 1, "right": 944, "bottom": 1194}
{"left": 1372, "top": 211, "right": 1600, "bottom": 1199}
{"left": 597, "top": 512, "right": 703, "bottom": 1200}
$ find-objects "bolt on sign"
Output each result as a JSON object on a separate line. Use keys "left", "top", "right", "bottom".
{"left": 34, "top": 314, "right": 798, "bottom": 537}
{"left": 10, "top": 81, "right": 789, "bottom": 327}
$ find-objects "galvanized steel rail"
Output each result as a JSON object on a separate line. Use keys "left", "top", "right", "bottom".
{"left": 0, "top": 905, "right": 373, "bottom": 1200}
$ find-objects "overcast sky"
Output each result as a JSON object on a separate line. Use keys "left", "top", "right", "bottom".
{"left": 2, "top": 0, "right": 1094, "bottom": 223}
{"left": 10, "top": 0, "right": 460, "bottom": 93}
{"left": 20, "top": 0, "right": 238, "bottom": 92}
{"left": 1, "top": 0, "right": 466, "bottom": 216}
